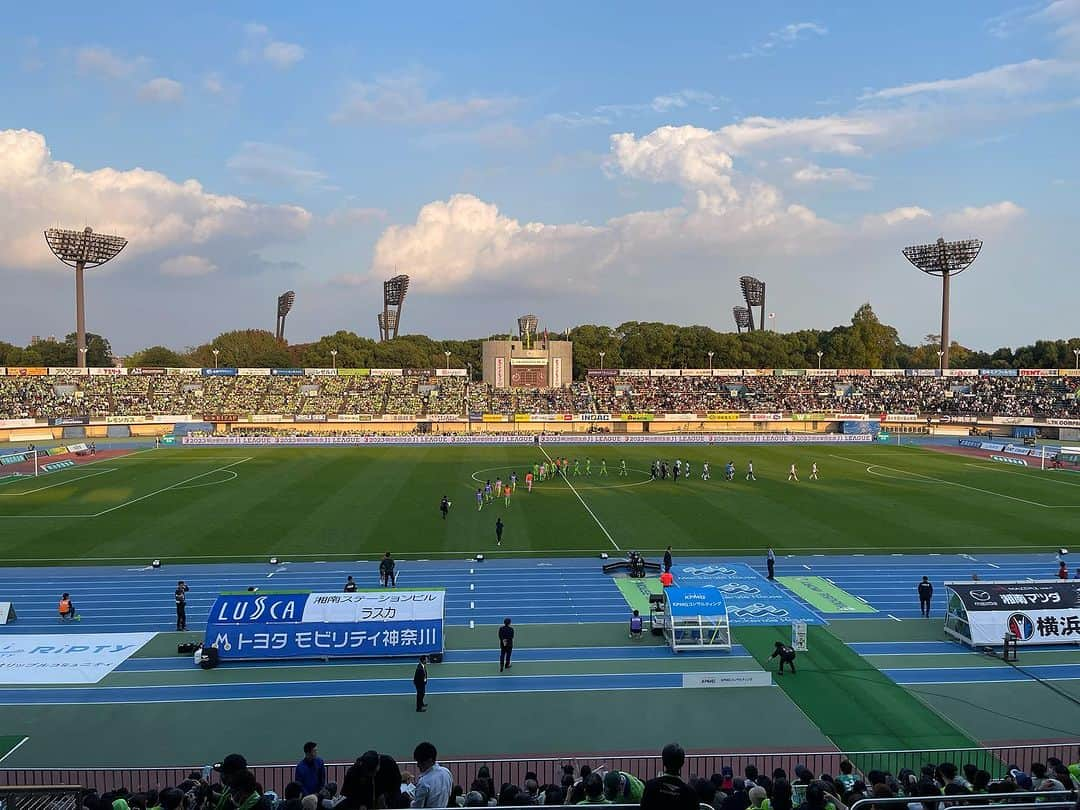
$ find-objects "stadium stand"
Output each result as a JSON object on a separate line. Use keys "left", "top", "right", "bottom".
{"left": 0, "top": 373, "right": 1078, "bottom": 420}
{"left": 5, "top": 745, "right": 1077, "bottom": 809}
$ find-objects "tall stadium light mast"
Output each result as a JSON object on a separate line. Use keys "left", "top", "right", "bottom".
{"left": 733, "top": 306, "right": 752, "bottom": 334}
{"left": 739, "top": 276, "right": 766, "bottom": 332}
{"left": 44, "top": 226, "right": 127, "bottom": 367}
{"left": 517, "top": 314, "right": 539, "bottom": 350}
{"left": 380, "top": 274, "right": 410, "bottom": 341}
{"left": 902, "top": 237, "right": 982, "bottom": 370}
{"left": 275, "top": 290, "right": 296, "bottom": 341}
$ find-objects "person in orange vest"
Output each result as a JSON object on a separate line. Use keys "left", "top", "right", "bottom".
{"left": 659, "top": 570, "right": 674, "bottom": 588}
{"left": 58, "top": 592, "right": 80, "bottom": 622}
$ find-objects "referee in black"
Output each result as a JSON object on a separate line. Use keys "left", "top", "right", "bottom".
{"left": 918, "top": 576, "right": 933, "bottom": 618}
{"left": 498, "top": 618, "right": 514, "bottom": 671}
{"left": 175, "top": 580, "right": 189, "bottom": 631}
{"left": 414, "top": 655, "right": 428, "bottom": 712}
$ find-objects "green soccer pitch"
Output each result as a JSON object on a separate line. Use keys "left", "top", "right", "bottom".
{"left": 0, "top": 443, "right": 1076, "bottom": 564}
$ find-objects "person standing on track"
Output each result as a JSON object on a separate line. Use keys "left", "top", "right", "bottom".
{"left": 439, "top": 496, "right": 450, "bottom": 520}
{"left": 344, "top": 575, "right": 358, "bottom": 593}
{"left": 58, "top": 593, "right": 79, "bottom": 622}
{"left": 380, "top": 552, "right": 397, "bottom": 588}
{"left": 766, "top": 547, "right": 776, "bottom": 580}
{"left": 414, "top": 655, "right": 428, "bottom": 712}
{"left": 498, "top": 617, "right": 514, "bottom": 671}
{"left": 918, "top": 576, "right": 933, "bottom": 617}
{"left": 663, "top": 546, "right": 673, "bottom": 574}
{"left": 175, "top": 580, "right": 189, "bottom": 631}
{"left": 495, "top": 516, "right": 504, "bottom": 546}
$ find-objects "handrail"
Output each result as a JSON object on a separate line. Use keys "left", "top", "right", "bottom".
{"left": 851, "top": 791, "right": 1077, "bottom": 810}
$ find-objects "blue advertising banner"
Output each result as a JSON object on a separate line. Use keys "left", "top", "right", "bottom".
{"left": 202, "top": 368, "right": 238, "bottom": 376}
{"left": 666, "top": 588, "right": 728, "bottom": 617}
{"left": 671, "top": 563, "right": 823, "bottom": 625}
{"left": 204, "top": 590, "right": 445, "bottom": 661}
{"left": 270, "top": 368, "right": 305, "bottom": 376}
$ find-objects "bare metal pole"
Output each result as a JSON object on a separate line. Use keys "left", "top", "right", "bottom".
{"left": 940, "top": 268, "right": 951, "bottom": 370}
{"left": 75, "top": 261, "right": 86, "bottom": 367}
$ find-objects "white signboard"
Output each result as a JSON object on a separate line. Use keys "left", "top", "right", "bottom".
{"left": 0, "top": 633, "right": 154, "bottom": 684}
{"left": 682, "top": 671, "right": 771, "bottom": 688}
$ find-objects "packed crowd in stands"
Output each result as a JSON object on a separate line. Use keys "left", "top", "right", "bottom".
{"left": 0, "top": 374, "right": 1078, "bottom": 420}
{"left": 74, "top": 744, "right": 1080, "bottom": 810}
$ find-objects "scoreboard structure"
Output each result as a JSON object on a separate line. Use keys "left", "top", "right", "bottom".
{"left": 482, "top": 337, "right": 573, "bottom": 389}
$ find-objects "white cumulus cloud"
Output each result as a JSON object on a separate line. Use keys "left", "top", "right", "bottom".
{"left": 240, "top": 22, "right": 305, "bottom": 70}
{"left": 0, "top": 128, "right": 312, "bottom": 274}
{"left": 76, "top": 46, "right": 146, "bottom": 79}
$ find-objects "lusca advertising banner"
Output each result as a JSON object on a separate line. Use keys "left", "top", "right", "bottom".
{"left": 204, "top": 590, "right": 445, "bottom": 660}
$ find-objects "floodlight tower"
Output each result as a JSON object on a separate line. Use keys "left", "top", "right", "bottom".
{"left": 44, "top": 226, "right": 127, "bottom": 367}
{"left": 733, "top": 306, "right": 752, "bottom": 334}
{"left": 517, "top": 314, "right": 539, "bottom": 349}
{"left": 902, "top": 237, "right": 982, "bottom": 370}
{"left": 379, "top": 274, "right": 410, "bottom": 341}
{"left": 275, "top": 290, "right": 296, "bottom": 341}
{"left": 739, "top": 276, "right": 766, "bottom": 332}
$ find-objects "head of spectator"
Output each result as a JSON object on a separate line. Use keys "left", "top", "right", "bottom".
{"left": 1009, "top": 769, "right": 1034, "bottom": 791}
{"left": 303, "top": 742, "right": 319, "bottom": 764}
{"left": 283, "top": 783, "right": 303, "bottom": 801}
{"left": 581, "top": 772, "right": 605, "bottom": 804}
{"left": 692, "top": 778, "right": 717, "bottom": 808}
{"left": 544, "top": 787, "right": 565, "bottom": 806}
{"left": 464, "top": 792, "right": 487, "bottom": 807}
{"left": 158, "top": 790, "right": 182, "bottom": 810}
{"left": 413, "top": 742, "right": 437, "bottom": 774}
{"left": 1051, "top": 764, "right": 1074, "bottom": 788}
{"left": 662, "top": 743, "right": 686, "bottom": 776}
{"left": 942, "top": 783, "right": 969, "bottom": 797}
{"left": 301, "top": 796, "right": 318, "bottom": 810}
{"left": 773, "top": 770, "right": 788, "bottom": 782}
{"left": 937, "top": 763, "right": 958, "bottom": 784}
{"left": 496, "top": 783, "right": 520, "bottom": 806}
{"left": 215, "top": 754, "right": 248, "bottom": 788}
{"left": 745, "top": 766, "right": 759, "bottom": 783}
{"left": 524, "top": 778, "right": 539, "bottom": 799}
{"left": 771, "top": 779, "right": 793, "bottom": 810}
{"left": 1031, "top": 763, "right": 1048, "bottom": 781}
{"left": 748, "top": 786, "right": 767, "bottom": 809}
{"left": 228, "top": 770, "right": 260, "bottom": 807}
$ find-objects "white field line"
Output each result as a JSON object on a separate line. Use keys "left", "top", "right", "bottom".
{"left": 829, "top": 454, "right": 1060, "bottom": 508}
{"left": 962, "top": 463, "right": 1080, "bottom": 488}
{"left": 0, "top": 468, "right": 117, "bottom": 496}
{"left": 0, "top": 736, "right": 29, "bottom": 764}
{"left": 539, "top": 446, "right": 620, "bottom": 550}
{"left": 91, "top": 457, "right": 252, "bottom": 517}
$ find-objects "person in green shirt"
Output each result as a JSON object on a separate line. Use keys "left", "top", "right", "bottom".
{"left": 577, "top": 773, "right": 611, "bottom": 805}
{"left": 599, "top": 459, "right": 608, "bottom": 476}
{"left": 585, "top": 458, "right": 592, "bottom": 476}
{"left": 620, "top": 460, "right": 628, "bottom": 476}
{"left": 603, "top": 771, "right": 645, "bottom": 803}
{"left": 573, "top": 459, "right": 581, "bottom": 476}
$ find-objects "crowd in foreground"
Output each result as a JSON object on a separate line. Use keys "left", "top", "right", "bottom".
{"left": 75, "top": 743, "right": 1080, "bottom": 810}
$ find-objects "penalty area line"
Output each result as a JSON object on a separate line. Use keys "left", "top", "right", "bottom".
{"left": 539, "top": 446, "right": 620, "bottom": 551}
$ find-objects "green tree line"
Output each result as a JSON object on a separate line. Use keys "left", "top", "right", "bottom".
{"left": 2, "top": 305, "right": 1078, "bottom": 378}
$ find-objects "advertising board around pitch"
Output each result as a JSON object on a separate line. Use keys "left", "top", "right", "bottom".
{"left": 204, "top": 589, "right": 445, "bottom": 661}
{"left": 0, "top": 633, "right": 154, "bottom": 684}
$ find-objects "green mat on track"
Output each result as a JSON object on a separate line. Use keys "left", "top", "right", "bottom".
{"left": 777, "top": 576, "right": 877, "bottom": 613}
{"left": 615, "top": 577, "right": 662, "bottom": 614}
{"left": 737, "top": 625, "right": 979, "bottom": 753}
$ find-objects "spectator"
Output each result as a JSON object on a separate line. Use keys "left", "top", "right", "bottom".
{"left": 603, "top": 771, "right": 645, "bottom": 804}
{"left": 410, "top": 742, "right": 452, "bottom": 809}
{"left": 642, "top": 743, "right": 698, "bottom": 810}
{"left": 229, "top": 770, "right": 273, "bottom": 810}
{"left": 295, "top": 743, "right": 326, "bottom": 797}
{"left": 577, "top": 773, "right": 609, "bottom": 805}
{"left": 721, "top": 778, "right": 749, "bottom": 810}
{"left": 279, "top": 783, "right": 303, "bottom": 810}
{"left": 748, "top": 787, "right": 767, "bottom": 810}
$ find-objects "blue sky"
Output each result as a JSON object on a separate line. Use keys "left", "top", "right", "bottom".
{"left": 2, "top": 1, "right": 1078, "bottom": 354}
